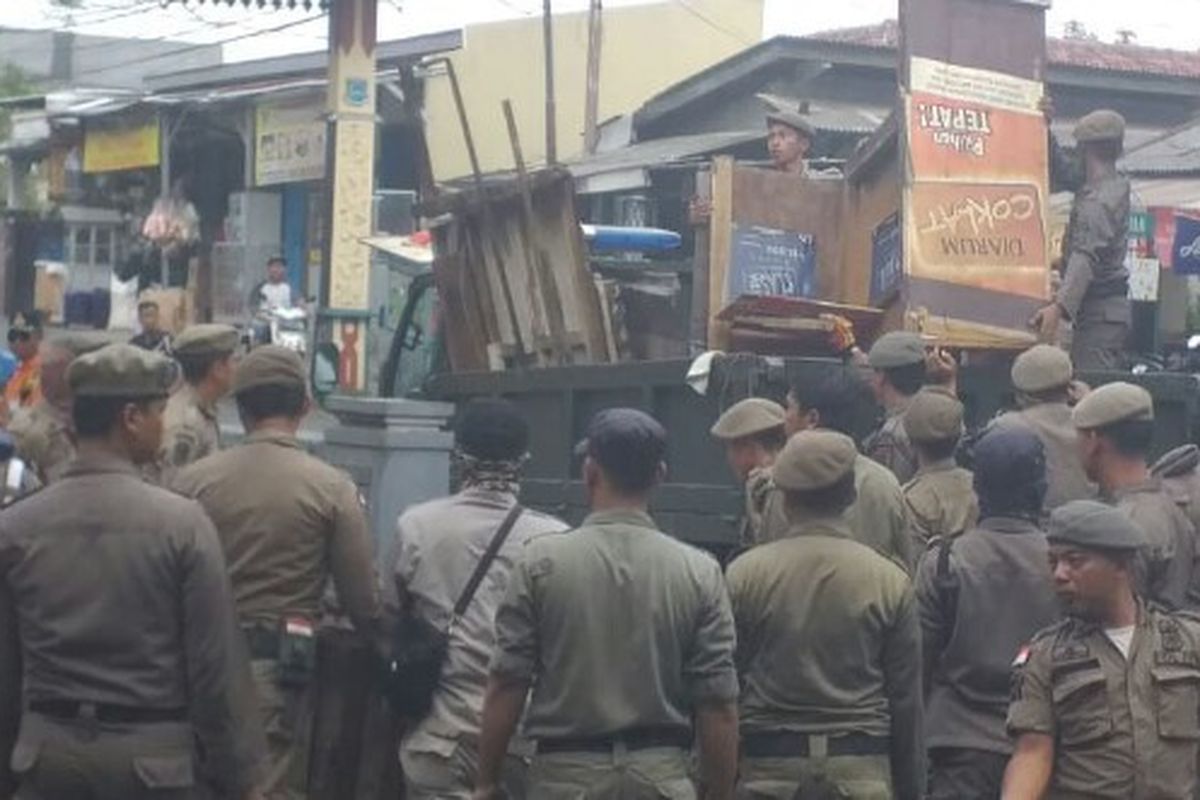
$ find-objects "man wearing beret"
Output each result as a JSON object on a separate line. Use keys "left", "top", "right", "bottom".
{"left": 727, "top": 430, "right": 923, "bottom": 800}
{"left": 863, "top": 332, "right": 925, "bottom": 485}
{"left": 173, "top": 346, "right": 380, "bottom": 800}
{"left": 902, "top": 389, "right": 978, "bottom": 547}
{"left": 1073, "top": 382, "right": 1196, "bottom": 610}
{"left": 1031, "top": 110, "right": 1132, "bottom": 371}
{"left": 1004, "top": 500, "right": 1200, "bottom": 798}
{"left": 477, "top": 408, "right": 738, "bottom": 800}
{"left": 710, "top": 397, "right": 788, "bottom": 547}
{"left": 990, "top": 344, "right": 1095, "bottom": 512}
{"left": 0, "top": 344, "right": 266, "bottom": 800}
{"left": 158, "top": 323, "right": 240, "bottom": 475}
{"left": 916, "top": 427, "right": 1059, "bottom": 799}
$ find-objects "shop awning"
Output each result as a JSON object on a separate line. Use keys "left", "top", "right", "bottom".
{"left": 179, "top": 0, "right": 331, "bottom": 9}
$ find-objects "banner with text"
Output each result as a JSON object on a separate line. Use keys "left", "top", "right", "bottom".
{"left": 255, "top": 100, "right": 326, "bottom": 187}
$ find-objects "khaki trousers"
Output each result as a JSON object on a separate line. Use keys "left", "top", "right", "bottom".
{"left": 400, "top": 735, "right": 528, "bottom": 799}
{"left": 250, "top": 658, "right": 314, "bottom": 800}
{"left": 736, "top": 753, "right": 892, "bottom": 800}
{"left": 528, "top": 746, "right": 695, "bottom": 800}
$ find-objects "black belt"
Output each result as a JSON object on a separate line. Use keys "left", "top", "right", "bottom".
{"left": 29, "top": 700, "right": 187, "bottom": 725}
{"left": 537, "top": 727, "right": 692, "bottom": 754}
{"left": 742, "top": 732, "right": 889, "bottom": 758}
{"left": 242, "top": 625, "right": 280, "bottom": 661}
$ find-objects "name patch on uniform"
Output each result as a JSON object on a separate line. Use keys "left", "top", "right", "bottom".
{"left": 1051, "top": 641, "right": 1091, "bottom": 663}
{"left": 1154, "top": 649, "right": 1199, "bottom": 667}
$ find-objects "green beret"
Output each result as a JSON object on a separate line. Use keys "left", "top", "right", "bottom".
{"left": 868, "top": 331, "right": 925, "bottom": 369}
{"left": 173, "top": 324, "right": 240, "bottom": 357}
{"left": 234, "top": 345, "right": 307, "bottom": 393}
{"left": 1072, "top": 382, "right": 1153, "bottom": 430}
{"left": 772, "top": 430, "right": 857, "bottom": 491}
{"left": 1048, "top": 499, "right": 1146, "bottom": 551}
{"left": 903, "top": 389, "right": 964, "bottom": 443}
{"left": 711, "top": 398, "right": 786, "bottom": 441}
{"left": 1073, "top": 109, "right": 1125, "bottom": 145}
{"left": 68, "top": 343, "right": 177, "bottom": 398}
{"left": 1012, "top": 344, "right": 1073, "bottom": 393}
{"left": 766, "top": 108, "right": 815, "bottom": 139}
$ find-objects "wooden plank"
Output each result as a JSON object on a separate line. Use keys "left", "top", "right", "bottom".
{"left": 689, "top": 166, "right": 712, "bottom": 352}
{"left": 707, "top": 156, "right": 735, "bottom": 349}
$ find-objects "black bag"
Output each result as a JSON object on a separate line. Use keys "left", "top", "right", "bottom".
{"left": 385, "top": 503, "right": 524, "bottom": 720}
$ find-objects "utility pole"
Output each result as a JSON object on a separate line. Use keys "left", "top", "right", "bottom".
{"left": 542, "top": 0, "right": 557, "bottom": 164}
{"left": 583, "top": 0, "right": 603, "bottom": 155}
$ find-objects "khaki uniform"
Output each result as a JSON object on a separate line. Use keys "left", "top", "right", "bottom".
{"left": 726, "top": 518, "right": 923, "bottom": 800}
{"left": 387, "top": 489, "right": 568, "bottom": 799}
{"left": 173, "top": 430, "right": 380, "bottom": 800}
{"left": 0, "top": 454, "right": 264, "bottom": 799}
{"left": 992, "top": 404, "right": 1095, "bottom": 511}
{"left": 916, "top": 516, "right": 1060, "bottom": 799}
{"left": 1111, "top": 480, "right": 1197, "bottom": 611}
{"left": 1152, "top": 445, "right": 1200, "bottom": 608}
{"left": 863, "top": 407, "right": 918, "bottom": 485}
{"left": 9, "top": 403, "right": 74, "bottom": 485}
{"left": 1008, "top": 602, "right": 1200, "bottom": 799}
{"left": 1057, "top": 173, "right": 1132, "bottom": 371}
{"left": 159, "top": 384, "right": 221, "bottom": 471}
{"left": 491, "top": 509, "right": 738, "bottom": 800}
{"left": 902, "top": 458, "right": 979, "bottom": 547}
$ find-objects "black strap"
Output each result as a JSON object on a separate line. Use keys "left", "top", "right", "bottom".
{"left": 451, "top": 503, "right": 524, "bottom": 621}
{"left": 935, "top": 537, "right": 959, "bottom": 637}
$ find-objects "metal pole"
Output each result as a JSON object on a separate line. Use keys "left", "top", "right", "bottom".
{"left": 542, "top": 0, "right": 557, "bottom": 164}
{"left": 583, "top": 0, "right": 602, "bottom": 155}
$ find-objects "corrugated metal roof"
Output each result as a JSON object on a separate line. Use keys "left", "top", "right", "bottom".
{"left": 1122, "top": 121, "right": 1200, "bottom": 176}
{"left": 568, "top": 130, "right": 765, "bottom": 180}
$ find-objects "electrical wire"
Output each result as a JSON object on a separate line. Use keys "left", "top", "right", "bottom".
{"left": 672, "top": 0, "right": 755, "bottom": 46}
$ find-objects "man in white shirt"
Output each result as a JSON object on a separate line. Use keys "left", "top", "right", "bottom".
{"left": 259, "top": 256, "right": 294, "bottom": 310}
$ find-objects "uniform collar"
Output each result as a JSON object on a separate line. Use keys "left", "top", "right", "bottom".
{"left": 917, "top": 457, "right": 957, "bottom": 476}
{"left": 1105, "top": 476, "right": 1162, "bottom": 502}
{"left": 786, "top": 512, "right": 854, "bottom": 540}
{"left": 581, "top": 508, "right": 657, "bottom": 530}
{"left": 886, "top": 395, "right": 913, "bottom": 419}
{"left": 978, "top": 515, "right": 1041, "bottom": 534}
{"left": 244, "top": 429, "right": 304, "bottom": 450}
{"left": 59, "top": 452, "right": 143, "bottom": 479}
{"left": 179, "top": 384, "right": 217, "bottom": 420}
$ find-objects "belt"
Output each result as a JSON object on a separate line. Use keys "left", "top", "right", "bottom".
{"left": 242, "top": 625, "right": 280, "bottom": 661}
{"left": 29, "top": 700, "right": 188, "bottom": 725}
{"left": 537, "top": 727, "right": 692, "bottom": 754}
{"left": 742, "top": 732, "right": 889, "bottom": 758}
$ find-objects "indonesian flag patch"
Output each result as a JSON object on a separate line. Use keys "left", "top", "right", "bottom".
{"left": 1012, "top": 645, "right": 1031, "bottom": 668}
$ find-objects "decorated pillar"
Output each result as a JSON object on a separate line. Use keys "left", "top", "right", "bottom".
{"left": 323, "top": 0, "right": 377, "bottom": 391}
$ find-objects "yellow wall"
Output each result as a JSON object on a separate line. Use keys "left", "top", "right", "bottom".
{"left": 425, "top": 0, "right": 764, "bottom": 180}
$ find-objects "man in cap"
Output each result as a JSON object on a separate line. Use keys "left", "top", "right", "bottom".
{"left": 3, "top": 311, "right": 43, "bottom": 413}
{"left": 173, "top": 345, "right": 380, "bottom": 800}
{"left": 785, "top": 367, "right": 914, "bottom": 568}
{"left": 727, "top": 429, "right": 923, "bottom": 800}
{"left": 1004, "top": 500, "right": 1200, "bottom": 799}
{"left": 710, "top": 397, "right": 788, "bottom": 547}
{"left": 9, "top": 332, "right": 107, "bottom": 485}
{"left": 0, "top": 344, "right": 265, "bottom": 800}
{"left": 990, "top": 344, "right": 1094, "bottom": 511}
{"left": 863, "top": 331, "right": 925, "bottom": 484}
{"left": 1073, "top": 381, "right": 1196, "bottom": 610}
{"left": 387, "top": 398, "right": 568, "bottom": 799}
{"left": 916, "top": 427, "right": 1059, "bottom": 799}
{"left": 476, "top": 408, "right": 738, "bottom": 800}
{"left": 158, "top": 323, "right": 240, "bottom": 475}
{"left": 902, "top": 389, "right": 978, "bottom": 547}
{"left": 766, "top": 107, "right": 817, "bottom": 176}
{"left": 1031, "top": 110, "right": 1131, "bottom": 371}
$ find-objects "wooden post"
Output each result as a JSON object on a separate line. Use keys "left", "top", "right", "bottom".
{"left": 583, "top": 0, "right": 603, "bottom": 155}
{"left": 542, "top": 0, "right": 557, "bottom": 164}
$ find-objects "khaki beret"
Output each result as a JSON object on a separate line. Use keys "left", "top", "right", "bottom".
{"left": 68, "top": 343, "right": 176, "bottom": 398}
{"left": 234, "top": 345, "right": 307, "bottom": 393}
{"left": 1048, "top": 499, "right": 1146, "bottom": 551}
{"left": 1073, "top": 109, "right": 1125, "bottom": 145}
{"left": 1072, "top": 381, "right": 1153, "bottom": 430}
{"left": 173, "top": 324, "right": 239, "bottom": 357}
{"left": 1012, "top": 344, "right": 1073, "bottom": 394}
{"left": 867, "top": 332, "right": 925, "bottom": 369}
{"left": 772, "top": 430, "right": 857, "bottom": 491}
{"left": 903, "top": 389, "right": 964, "bottom": 443}
{"left": 766, "top": 108, "right": 816, "bottom": 139}
{"left": 45, "top": 331, "right": 110, "bottom": 358}
{"left": 711, "top": 398, "right": 786, "bottom": 441}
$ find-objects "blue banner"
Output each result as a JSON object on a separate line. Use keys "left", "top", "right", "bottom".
{"left": 1172, "top": 213, "right": 1200, "bottom": 276}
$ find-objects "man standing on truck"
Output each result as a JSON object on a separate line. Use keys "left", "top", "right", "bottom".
{"left": 1031, "top": 110, "right": 1131, "bottom": 370}
{"left": 710, "top": 397, "right": 788, "bottom": 547}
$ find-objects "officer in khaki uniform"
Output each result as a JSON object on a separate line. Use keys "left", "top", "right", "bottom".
{"left": 902, "top": 389, "right": 978, "bottom": 547}
{"left": 477, "top": 408, "right": 739, "bottom": 800}
{"left": 1004, "top": 500, "right": 1200, "bottom": 798}
{"left": 916, "top": 426, "right": 1059, "bottom": 799}
{"left": 1031, "top": 111, "right": 1132, "bottom": 371}
{"left": 727, "top": 430, "right": 923, "bottom": 800}
{"left": 173, "top": 346, "right": 380, "bottom": 800}
{"left": 1074, "top": 382, "right": 1196, "bottom": 610}
{"left": 158, "top": 323, "right": 239, "bottom": 475}
{"left": 1153, "top": 444, "right": 1200, "bottom": 608}
{"left": 863, "top": 332, "right": 925, "bottom": 485}
{"left": 710, "top": 397, "right": 788, "bottom": 547}
{"left": 990, "top": 344, "right": 1095, "bottom": 512}
{"left": 785, "top": 369, "right": 914, "bottom": 569}
{"left": 0, "top": 344, "right": 265, "bottom": 800}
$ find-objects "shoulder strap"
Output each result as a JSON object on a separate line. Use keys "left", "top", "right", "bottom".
{"left": 452, "top": 503, "right": 524, "bottom": 621}
{"left": 935, "top": 536, "right": 959, "bottom": 631}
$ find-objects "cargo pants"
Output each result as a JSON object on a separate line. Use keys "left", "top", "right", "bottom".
{"left": 736, "top": 753, "right": 892, "bottom": 800}
{"left": 251, "top": 658, "right": 315, "bottom": 800}
{"left": 527, "top": 745, "right": 695, "bottom": 800}
{"left": 1071, "top": 297, "right": 1129, "bottom": 372}
{"left": 400, "top": 733, "right": 529, "bottom": 800}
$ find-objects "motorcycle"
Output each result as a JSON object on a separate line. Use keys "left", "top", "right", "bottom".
{"left": 248, "top": 305, "right": 309, "bottom": 357}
